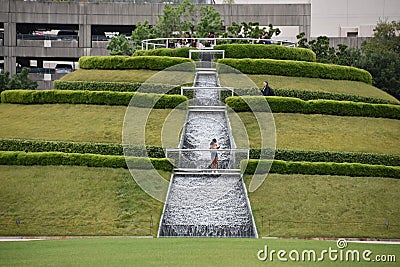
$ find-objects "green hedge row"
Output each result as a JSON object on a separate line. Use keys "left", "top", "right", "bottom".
{"left": 133, "top": 47, "right": 197, "bottom": 58}
{"left": 243, "top": 159, "right": 400, "bottom": 178}
{"left": 78, "top": 56, "right": 193, "bottom": 70}
{"left": 213, "top": 44, "right": 316, "bottom": 62}
{"left": 0, "top": 151, "right": 173, "bottom": 171}
{"left": 228, "top": 87, "right": 398, "bottom": 105}
{"left": 0, "top": 139, "right": 165, "bottom": 158}
{"left": 1, "top": 90, "right": 187, "bottom": 108}
{"left": 217, "top": 58, "right": 372, "bottom": 84}
{"left": 274, "top": 88, "right": 398, "bottom": 105}
{"left": 225, "top": 96, "right": 400, "bottom": 119}
{"left": 1, "top": 139, "right": 398, "bottom": 167}
{"left": 53, "top": 81, "right": 181, "bottom": 95}
{"left": 250, "top": 148, "right": 400, "bottom": 167}
{"left": 1, "top": 151, "right": 397, "bottom": 178}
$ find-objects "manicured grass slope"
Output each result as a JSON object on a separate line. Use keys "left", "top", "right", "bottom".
{"left": 0, "top": 238, "right": 398, "bottom": 267}
{"left": 0, "top": 165, "right": 166, "bottom": 236}
{"left": 1, "top": 104, "right": 399, "bottom": 154}
{"left": 245, "top": 174, "right": 400, "bottom": 238}
{"left": 61, "top": 69, "right": 399, "bottom": 103}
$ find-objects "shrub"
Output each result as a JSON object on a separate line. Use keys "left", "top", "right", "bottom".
{"left": 2, "top": 138, "right": 398, "bottom": 167}
{"left": 133, "top": 47, "right": 197, "bottom": 58}
{"left": 54, "top": 81, "right": 181, "bottom": 95}
{"left": 0, "top": 139, "right": 165, "bottom": 158}
{"left": 79, "top": 56, "right": 193, "bottom": 70}
{"left": 243, "top": 159, "right": 400, "bottom": 178}
{"left": 214, "top": 44, "right": 316, "bottom": 62}
{"left": 0, "top": 151, "right": 173, "bottom": 171}
{"left": 225, "top": 96, "right": 400, "bottom": 119}
{"left": 217, "top": 58, "right": 372, "bottom": 84}
{"left": 1, "top": 90, "right": 188, "bottom": 109}
{"left": 273, "top": 88, "right": 399, "bottom": 105}
{"left": 249, "top": 148, "right": 400, "bottom": 166}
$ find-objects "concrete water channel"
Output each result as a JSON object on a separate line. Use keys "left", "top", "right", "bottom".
{"left": 158, "top": 65, "right": 258, "bottom": 238}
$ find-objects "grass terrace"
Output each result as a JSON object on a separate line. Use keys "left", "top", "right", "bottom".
{"left": 1, "top": 104, "right": 399, "bottom": 155}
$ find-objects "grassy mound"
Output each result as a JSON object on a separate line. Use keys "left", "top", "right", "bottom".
{"left": 61, "top": 69, "right": 398, "bottom": 103}
{"left": 1, "top": 104, "right": 398, "bottom": 155}
{"left": 0, "top": 165, "right": 166, "bottom": 236}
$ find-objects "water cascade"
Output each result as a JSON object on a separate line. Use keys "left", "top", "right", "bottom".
{"left": 158, "top": 57, "right": 258, "bottom": 238}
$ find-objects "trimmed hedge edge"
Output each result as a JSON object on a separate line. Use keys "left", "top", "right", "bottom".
{"left": 242, "top": 159, "right": 400, "bottom": 179}
{"left": 0, "top": 151, "right": 173, "bottom": 172}
{"left": 217, "top": 58, "right": 372, "bottom": 84}
{"left": 0, "top": 90, "right": 188, "bottom": 109}
{"left": 1, "top": 139, "right": 399, "bottom": 167}
{"left": 225, "top": 96, "right": 400, "bottom": 119}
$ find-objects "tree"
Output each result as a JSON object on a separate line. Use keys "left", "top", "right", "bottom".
{"left": 308, "top": 36, "right": 336, "bottom": 63}
{"left": 0, "top": 71, "right": 11, "bottom": 93}
{"left": 8, "top": 67, "right": 37, "bottom": 90}
{"left": 106, "top": 34, "right": 134, "bottom": 56}
{"left": 1, "top": 68, "right": 38, "bottom": 91}
{"left": 358, "top": 20, "right": 400, "bottom": 99}
{"left": 154, "top": 0, "right": 196, "bottom": 38}
{"left": 194, "top": 5, "right": 224, "bottom": 37}
{"left": 131, "top": 21, "right": 156, "bottom": 50}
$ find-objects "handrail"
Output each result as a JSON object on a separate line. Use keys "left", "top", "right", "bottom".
{"left": 141, "top": 37, "right": 296, "bottom": 50}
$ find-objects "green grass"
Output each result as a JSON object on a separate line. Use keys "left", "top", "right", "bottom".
{"left": 245, "top": 174, "right": 400, "bottom": 238}
{"left": 1, "top": 165, "right": 399, "bottom": 238}
{"left": 0, "top": 165, "right": 167, "bottom": 236}
{"left": 0, "top": 238, "right": 398, "bottom": 266}
{"left": 234, "top": 112, "right": 400, "bottom": 154}
{"left": 248, "top": 75, "right": 398, "bottom": 103}
{"left": 0, "top": 104, "right": 125, "bottom": 143}
{"left": 61, "top": 69, "right": 398, "bottom": 103}
{"left": 1, "top": 104, "right": 399, "bottom": 154}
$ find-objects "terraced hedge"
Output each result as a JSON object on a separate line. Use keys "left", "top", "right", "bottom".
{"left": 1, "top": 139, "right": 399, "bottom": 167}
{"left": 273, "top": 88, "right": 398, "bottom": 105}
{"left": 231, "top": 87, "right": 398, "bottom": 105}
{"left": 53, "top": 81, "right": 181, "bottom": 94}
{"left": 133, "top": 47, "right": 197, "bottom": 58}
{"left": 78, "top": 56, "right": 193, "bottom": 70}
{"left": 225, "top": 96, "right": 400, "bottom": 119}
{"left": 0, "top": 151, "right": 173, "bottom": 171}
{"left": 243, "top": 159, "right": 400, "bottom": 178}
{"left": 214, "top": 44, "right": 316, "bottom": 62}
{"left": 1, "top": 90, "right": 187, "bottom": 109}
{"left": 1, "top": 150, "right": 398, "bottom": 178}
{"left": 217, "top": 58, "right": 372, "bottom": 84}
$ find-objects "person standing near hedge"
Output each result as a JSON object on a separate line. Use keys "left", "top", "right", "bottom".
{"left": 260, "top": 81, "right": 275, "bottom": 96}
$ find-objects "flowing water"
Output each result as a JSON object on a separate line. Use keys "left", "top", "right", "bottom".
{"left": 158, "top": 64, "right": 257, "bottom": 237}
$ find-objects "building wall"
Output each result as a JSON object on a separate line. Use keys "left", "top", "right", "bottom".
{"left": 0, "top": 0, "right": 311, "bottom": 79}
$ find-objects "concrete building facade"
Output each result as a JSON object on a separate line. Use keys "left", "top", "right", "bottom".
{"left": 0, "top": 0, "right": 311, "bottom": 80}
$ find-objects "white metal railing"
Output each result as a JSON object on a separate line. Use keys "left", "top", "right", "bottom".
{"left": 180, "top": 86, "right": 234, "bottom": 97}
{"left": 165, "top": 148, "right": 249, "bottom": 170}
{"left": 141, "top": 37, "right": 296, "bottom": 50}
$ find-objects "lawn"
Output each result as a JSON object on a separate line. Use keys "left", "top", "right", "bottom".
{"left": 1, "top": 165, "right": 399, "bottom": 238}
{"left": 60, "top": 69, "right": 399, "bottom": 103}
{"left": 1, "top": 104, "right": 399, "bottom": 155}
{"left": 248, "top": 75, "right": 399, "bottom": 103}
{"left": 0, "top": 165, "right": 167, "bottom": 236}
{"left": 245, "top": 174, "right": 400, "bottom": 239}
{"left": 0, "top": 238, "right": 398, "bottom": 266}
